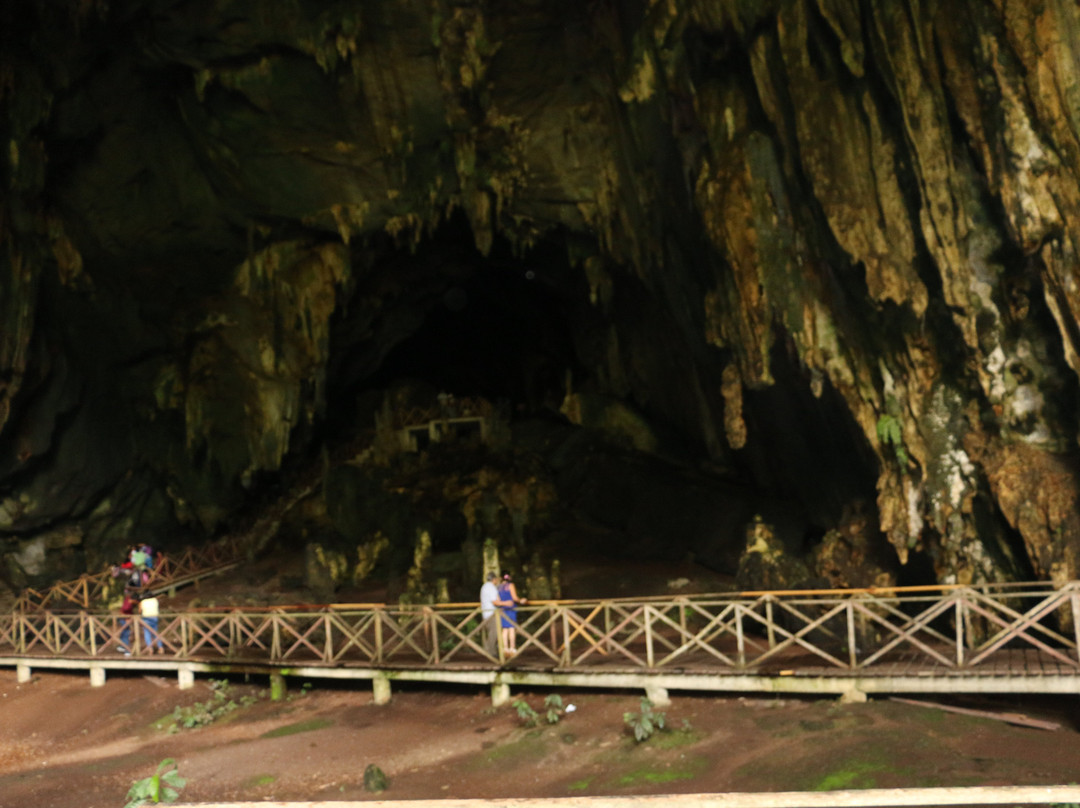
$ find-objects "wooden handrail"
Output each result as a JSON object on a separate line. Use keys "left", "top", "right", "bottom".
{"left": 3, "top": 584, "right": 1078, "bottom": 678}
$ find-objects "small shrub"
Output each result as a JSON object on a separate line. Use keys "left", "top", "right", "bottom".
{"left": 513, "top": 699, "right": 539, "bottom": 727}
{"left": 624, "top": 697, "right": 666, "bottom": 743}
{"left": 544, "top": 693, "right": 564, "bottom": 724}
{"left": 124, "top": 758, "right": 187, "bottom": 807}
{"left": 513, "top": 694, "right": 564, "bottom": 727}
{"left": 363, "top": 763, "right": 388, "bottom": 793}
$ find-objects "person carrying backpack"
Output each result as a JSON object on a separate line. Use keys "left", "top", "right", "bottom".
{"left": 118, "top": 589, "right": 138, "bottom": 655}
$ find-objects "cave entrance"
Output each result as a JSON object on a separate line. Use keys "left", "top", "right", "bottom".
{"left": 328, "top": 217, "right": 584, "bottom": 434}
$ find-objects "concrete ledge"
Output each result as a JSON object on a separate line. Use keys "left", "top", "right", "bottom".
{"left": 166, "top": 784, "right": 1080, "bottom": 807}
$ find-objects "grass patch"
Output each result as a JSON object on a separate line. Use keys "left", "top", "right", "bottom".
{"left": 812, "top": 760, "right": 890, "bottom": 791}
{"left": 610, "top": 755, "right": 708, "bottom": 788}
{"left": 734, "top": 739, "right": 922, "bottom": 793}
{"left": 471, "top": 730, "right": 551, "bottom": 768}
{"left": 645, "top": 727, "right": 702, "bottom": 750}
{"left": 615, "top": 766, "right": 698, "bottom": 787}
{"left": 243, "top": 774, "right": 276, "bottom": 788}
{"left": 260, "top": 718, "right": 333, "bottom": 738}
{"left": 568, "top": 777, "right": 593, "bottom": 792}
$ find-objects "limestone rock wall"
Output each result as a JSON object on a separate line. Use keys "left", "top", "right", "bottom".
{"left": 2, "top": 0, "right": 1080, "bottom": 588}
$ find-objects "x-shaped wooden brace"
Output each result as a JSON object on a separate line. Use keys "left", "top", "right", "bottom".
{"left": 378, "top": 610, "right": 436, "bottom": 662}
{"left": 0, "top": 616, "right": 15, "bottom": 647}
{"left": 427, "top": 609, "right": 496, "bottom": 663}
{"left": 653, "top": 601, "right": 742, "bottom": 667}
{"left": 230, "top": 613, "right": 273, "bottom": 653}
{"left": 48, "top": 613, "right": 92, "bottom": 655}
{"left": 743, "top": 598, "right": 850, "bottom": 669}
{"left": 186, "top": 614, "right": 241, "bottom": 657}
{"left": 964, "top": 589, "right": 1079, "bottom": 668}
{"left": 326, "top": 611, "right": 381, "bottom": 663}
{"left": 855, "top": 595, "right": 958, "bottom": 668}
{"left": 509, "top": 609, "right": 564, "bottom": 665}
{"left": 275, "top": 614, "right": 329, "bottom": 661}
{"left": 560, "top": 604, "right": 614, "bottom": 663}
{"left": 17, "top": 615, "right": 56, "bottom": 652}
{"left": 564, "top": 605, "right": 646, "bottom": 667}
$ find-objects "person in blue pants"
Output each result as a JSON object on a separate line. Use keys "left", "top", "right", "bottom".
{"left": 118, "top": 589, "right": 137, "bottom": 654}
{"left": 139, "top": 593, "right": 164, "bottom": 653}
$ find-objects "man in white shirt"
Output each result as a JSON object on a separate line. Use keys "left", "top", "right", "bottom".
{"left": 139, "top": 594, "right": 164, "bottom": 653}
{"left": 479, "top": 572, "right": 502, "bottom": 657}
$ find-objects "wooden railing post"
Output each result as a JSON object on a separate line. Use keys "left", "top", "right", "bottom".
{"left": 736, "top": 604, "right": 746, "bottom": 667}
{"left": 270, "top": 615, "right": 281, "bottom": 660}
{"left": 85, "top": 611, "right": 96, "bottom": 656}
{"left": 765, "top": 598, "right": 776, "bottom": 649}
{"left": 324, "top": 613, "right": 333, "bottom": 663}
{"left": 560, "top": 606, "right": 571, "bottom": 666}
{"left": 427, "top": 608, "right": 438, "bottom": 665}
{"left": 645, "top": 605, "right": 655, "bottom": 668}
{"left": 955, "top": 591, "right": 965, "bottom": 666}
{"left": 374, "top": 607, "right": 384, "bottom": 663}
{"left": 1070, "top": 586, "right": 1080, "bottom": 664}
{"left": 846, "top": 599, "right": 857, "bottom": 668}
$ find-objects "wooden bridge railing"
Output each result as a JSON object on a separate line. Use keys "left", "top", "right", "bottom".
{"left": 11, "top": 542, "right": 245, "bottom": 613}
{"left": 3, "top": 581, "right": 1079, "bottom": 674}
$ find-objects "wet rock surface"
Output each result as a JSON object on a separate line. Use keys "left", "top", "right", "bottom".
{"left": 3, "top": 2, "right": 1080, "bottom": 592}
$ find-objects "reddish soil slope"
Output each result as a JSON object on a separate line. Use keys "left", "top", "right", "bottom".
{"left": 1, "top": 667, "right": 1079, "bottom": 807}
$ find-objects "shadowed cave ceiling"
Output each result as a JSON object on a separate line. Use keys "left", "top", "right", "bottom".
{"left": 3, "top": 0, "right": 1080, "bottom": 599}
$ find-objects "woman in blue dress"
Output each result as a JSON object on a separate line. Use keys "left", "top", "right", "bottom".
{"left": 497, "top": 572, "right": 527, "bottom": 655}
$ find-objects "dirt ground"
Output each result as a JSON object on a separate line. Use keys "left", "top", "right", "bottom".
{"left": 2, "top": 667, "right": 1080, "bottom": 807}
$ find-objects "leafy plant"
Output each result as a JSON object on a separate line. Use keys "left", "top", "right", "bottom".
{"left": 165, "top": 678, "right": 257, "bottom": 733}
{"left": 876, "top": 413, "right": 909, "bottom": 469}
{"left": 284, "top": 681, "right": 313, "bottom": 702}
{"left": 124, "top": 758, "right": 187, "bottom": 807}
{"left": 512, "top": 699, "right": 539, "bottom": 727}
{"left": 544, "top": 693, "right": 564, "bottom": 724}
{"left": 624, "top": 697, "right": 666, "bottom": 743}
{"left": 513, "top": 694, "right": 564, "bottom": 727}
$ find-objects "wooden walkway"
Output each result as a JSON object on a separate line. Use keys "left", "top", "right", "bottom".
{"left": 3, "top": 581, "right": 1080, "bottom": 703}
{"left": 11, "top": 543, "right": 245, "bottom": 613}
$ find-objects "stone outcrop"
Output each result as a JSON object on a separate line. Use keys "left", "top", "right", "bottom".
{"left": 3, "top": 1, "right": 1080, "bottom": 591}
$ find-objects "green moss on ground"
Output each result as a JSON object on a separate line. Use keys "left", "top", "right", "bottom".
{"left": 260, "top": 718, "right": 333, "bottom": 738}
{"left": 612, "top": 756, "right": 709, "bottom": 787}
{"left": 643, "top": 727, "right": 702, "bottom": 749}
{"left": 469, "top": 729, "right": 552, "bottom": 768}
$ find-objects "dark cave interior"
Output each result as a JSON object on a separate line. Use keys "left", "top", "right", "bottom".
{"left": 306, "top": 217, "right": 895, "bottom": 585}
